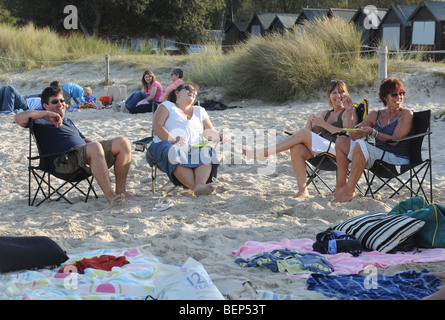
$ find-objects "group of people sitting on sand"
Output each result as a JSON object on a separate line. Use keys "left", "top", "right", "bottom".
{"left": 12, "top": 70, "right": 413, "bottom": 205}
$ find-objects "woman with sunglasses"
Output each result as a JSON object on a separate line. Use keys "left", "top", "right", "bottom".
{"left": 243, "top": 80, "right": 358, "bottom": 198}
{"left": 148, "top": 82, "right": 227, "bottom": 196}
{"left": 159, "top": 67, "right": 184, "bottom": 102}
{"left": 125, "top": 69, "right": 163, "bottom": 113}
{"left": 333, "top": 77, "right": 413, "bottom": 203}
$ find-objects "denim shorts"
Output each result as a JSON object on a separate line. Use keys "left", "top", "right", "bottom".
{"left": 147, "top": 140, "right": 219, "bottom": 187}
{"left": 54, "top": 140, "right": 115, "bottom": 174}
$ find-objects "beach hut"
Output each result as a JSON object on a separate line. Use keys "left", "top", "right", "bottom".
{"left": 223, "top": 21, "right": 249, "bottom": 49}
{"left": 407, "top": 0, "right": 445, "bottom": 60}
{"left": 295, "top": 8, "right": 330, "bottom": 25}
{"left": 351, "top": 6, "right": 388, "bottom": 47}
{"left": 378, "top": 4, "right": 416, "bottom": 51}
{"left": 246, "top": 12, "right": 277, "bottom": 37}
{"left": 268, "top": 13, "right": 299, "bottom": 33}
{"left": 330, "top": 8, "right": 358, "bottom": 23}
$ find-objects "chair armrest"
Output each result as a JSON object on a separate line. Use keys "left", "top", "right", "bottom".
{"left": 383, "top": 131, "right": 432, "bottom": 144}
{"left": 133, "top": 136, "right": 154, "bottom": 152}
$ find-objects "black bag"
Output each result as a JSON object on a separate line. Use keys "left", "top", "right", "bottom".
{"left": 313, "top": 228, "right": 363, "bottom": 257}
{"left": 0, "top": 236, "right": 68, "bottom": 273}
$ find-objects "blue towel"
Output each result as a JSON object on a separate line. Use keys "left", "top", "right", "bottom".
{"left": 235, "top": 248, "right": 334, "bottom": 275}
{"left": 306, "top": 269, "right": 440, "bottom": 300}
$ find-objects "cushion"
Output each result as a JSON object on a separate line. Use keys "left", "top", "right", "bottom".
{"left": 333, "top": 212, "right": 425, "bottom": 253}
{"left": 0, "top": 236, "right": 69, "bottom": 273}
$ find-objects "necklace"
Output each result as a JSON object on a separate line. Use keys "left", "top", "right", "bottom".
{"left": 384, "top": 108, "right": 402, "bottom": 125}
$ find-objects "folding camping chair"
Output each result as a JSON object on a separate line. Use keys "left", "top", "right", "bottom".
{"left": 304, "top": 99, "right": 368, "bottom": 194}
{"left": 133, "top": 103, "right": 177, "bottom": 194}
{"left": 363, "top": 110, "right": 433, "bottom": 203}
{"left": 27, "top": 119, "right": 97, "bottom": 206}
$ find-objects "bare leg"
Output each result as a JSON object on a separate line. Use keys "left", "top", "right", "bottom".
{"left": 111, "top": 137, "right": 133, "bottom": 198}
{"left": 173, "top": 164, "right": 214, "bottom": 196}
{"left": 333, "top": 136, "right": 351, "bottom": 199}
{"left": 334, "top": 142, "right": 366, "bottom": 202}
{"left": 289, "top": 144, "right": 314, "bottom": 197}
{"left": 243, "top": 128, "right": 313, "bottom": 161}
{"left": 86, "top": 142, "right": 121, "bottom": 204}
{"left": 193, "top": 164, "right": 213, "bottom": 195}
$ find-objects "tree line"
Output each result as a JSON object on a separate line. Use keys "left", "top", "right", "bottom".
{"left": 0, "top": 0, "right": 421, "bottom": 42}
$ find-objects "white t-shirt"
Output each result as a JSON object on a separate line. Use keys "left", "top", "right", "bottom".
{"left": 153, "top": 100, "right": 209, "bottom": 145}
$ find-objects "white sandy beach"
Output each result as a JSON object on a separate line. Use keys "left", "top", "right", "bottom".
{"left": 1, "top": 63, "right": 445, "bottom": 300}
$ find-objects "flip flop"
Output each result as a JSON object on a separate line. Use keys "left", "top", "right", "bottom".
{"left": 152, "top": 199, "right": 174, "bottom": 213}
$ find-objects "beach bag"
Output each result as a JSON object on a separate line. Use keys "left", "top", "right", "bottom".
{"left": 105, "top": 85, "right": 127, "bottom": 102}
{"left": 312, "top": 228, "right": 363, "bottom": 257}
{"left": 388, "top": 196, "right": 445, "bottom": 248}
{"left": 154, "top": 257, "right": 224, "bottom": 300}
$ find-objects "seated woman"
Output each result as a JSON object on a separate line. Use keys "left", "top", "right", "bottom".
{"left": 126, "top": 70, "right": 163, "bottom": 113}
{"left": 243, "top": 80, "right": 358, "bottom": 198}
{"left": 159, "top": 67, "right": 184, "bottom": 102}
{"left": 333, "top": 77, "right": 413, "bottom": 203}
{"left": 147, "top": 82, "right": 227, "bottom": 196}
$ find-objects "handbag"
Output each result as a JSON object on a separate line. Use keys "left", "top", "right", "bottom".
{"left": 388, "top": 196, "right": 445, "bottom": 248}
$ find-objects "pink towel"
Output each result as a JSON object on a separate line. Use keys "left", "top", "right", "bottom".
{"left": 232, "top": 238, "right": 445, "bottom": 277}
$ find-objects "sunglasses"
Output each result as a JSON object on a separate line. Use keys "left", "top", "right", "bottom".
{"left": 390, "top": 91, "right": 406, "bottom": 98}
{"left": 50, "top": 98, "right": 65, "bottom": 104}
{"left": 181, "top": 85, "right": 197, "bottom": 95}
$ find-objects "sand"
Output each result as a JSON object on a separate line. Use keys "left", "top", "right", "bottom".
{"left": 1, "top": 63, "right": 445, "bottom": 300}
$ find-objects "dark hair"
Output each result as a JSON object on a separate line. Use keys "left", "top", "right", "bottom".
{"left": 141, "top": 70, "right": 155, "bottom": 90}
{"left": 41, "top": 86, "right": 62, "bottom": 106}
{"left": 170, "top": 67, "right": 183, "bottom": 78}
{"left": 167, "top": 82, "right": 199, "bottom": 103}
{"left": 379, "top": 77, "right": 405, "bottom": 106}
{"left": 49, "top": 81, "right": 61, "bottom": 88}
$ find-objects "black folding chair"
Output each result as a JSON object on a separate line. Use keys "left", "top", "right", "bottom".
{"left": 363, "top": 110, "right": 433, "bottom": 203}
{"left": 27, "top": 119, "right": 97, "bottom": 206}
{"left": 133, "top": 103, "right": 176, "bottom": 194}
{"left": 303, "top": 99, "right": 368, "bottom": 194}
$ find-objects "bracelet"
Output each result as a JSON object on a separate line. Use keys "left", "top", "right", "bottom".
{"left": 370, "top": 128, "right": 378, "bottom": 139}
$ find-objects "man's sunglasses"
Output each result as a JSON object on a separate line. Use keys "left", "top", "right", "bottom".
{"left": 390, "top": 92, "right": 405, "bottom": 98}
{"left": 50, "top": 98, "right": 65, "bottom": 104}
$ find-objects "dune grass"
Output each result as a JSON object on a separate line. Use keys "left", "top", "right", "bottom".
{"left": 1, "top": 20, "right": 444, "bottom": 103}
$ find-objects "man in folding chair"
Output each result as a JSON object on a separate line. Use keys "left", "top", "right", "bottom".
{"left": 14, "top": 86, "right": 133, "bottom": 205}
{"left": 243, "top": 80, "right": 358, "bottom": 198}
{"left": 334, "top": 77, "right": 413, "bottom": 203}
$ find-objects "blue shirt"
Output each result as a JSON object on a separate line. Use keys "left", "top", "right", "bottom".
{"left": 375, "top": 111, "right": 410, "bottom": 160}
{"left": 62, "top": 83, "right": 85, "bottom": 105}
{"left": 33, "top": 117, "right": 86, "bottom": 171}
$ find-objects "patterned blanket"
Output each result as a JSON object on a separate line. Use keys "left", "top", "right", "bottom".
{"left": 0, "top": 245, "right": 159, "bottom": 300}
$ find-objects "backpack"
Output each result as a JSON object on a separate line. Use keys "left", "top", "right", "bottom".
{"left": 313, "top": 228, "right": 363, "bottom": 257}
{"left": 388, "top": 196, "right": 445, "bottom": 248}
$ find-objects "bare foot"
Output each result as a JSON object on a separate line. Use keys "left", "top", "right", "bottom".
{"left": 109, "top": 193, "right": 125, "bottom": 207}
{"left": 333, "top": 189, "right": 356, "bottom": 203}
{"left": 294, "top": 190, "right": 310, "bottom": 198}
{"left": 242, "top": 148, "right": 268, "bottom": 161}
{"left": 194, "top": 184, "right": 214, "bottom": 196}
{"left": 122, "top": 191, "right": 135, "bottom": 199}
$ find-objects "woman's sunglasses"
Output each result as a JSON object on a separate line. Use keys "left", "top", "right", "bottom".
{"left": 181, "top": 85, "right": 197, "bottom": 95}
